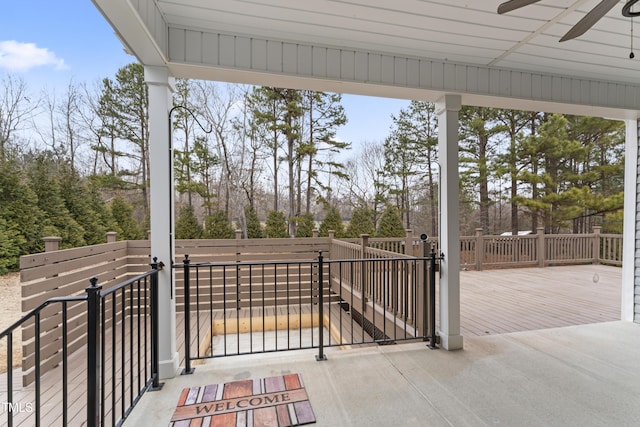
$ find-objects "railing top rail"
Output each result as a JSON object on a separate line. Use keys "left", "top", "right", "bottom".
{"left": 364, "top": 245, "right": 416, "bottom": 259}
{"left": 100, "top": 267, "right": 160, "bottom": 297}
{"left": 177, "top": 258, "right": 320, "bottom": 269}
{"left": 173, "top": 255, "right": 430, "bottom": 269}
{"left": 481, "top": 234, "right": 538, "bottom": 239}
{"left": 368, "top": 237, "right": 410, "bottom": 242}
{"left": 330, "top": 239, "right": 361, "bottom": 250}
{"left": 327, "top": 256, "right": 429, "bottom": 263}
{"left": 0, "top": 295, "right": 87, "bottom": 339}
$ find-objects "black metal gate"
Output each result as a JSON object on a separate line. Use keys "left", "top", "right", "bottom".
{"left": 176, "top": 250, "right": 439, "bottom": 371}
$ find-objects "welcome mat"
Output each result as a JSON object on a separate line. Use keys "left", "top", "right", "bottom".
{"left": 170, "top": 373, "right": 316, "bottom": 426}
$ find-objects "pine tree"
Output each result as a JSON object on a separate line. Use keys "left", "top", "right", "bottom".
{"left": 244, "top": 205, "right": 263, "bottom": 238}
{"left": 203, "top": 210, "right": 235, "bottom": 239}
{"left": 264, "top": 210, "right": 289, "bottom": 238}
{"left": 346, "top": 204, "right": 375, "bottom": 238}
{"left": 376, "top": 205, "right": 406, "bottom": 237}
{"left": 176, "top": 204, "right": 203, "bottom": 239}
{"left": 319, "top": 205, "right": 344, "bottom": 238}
{"left": 384, "top": 101, "right": 437, "bottom": 231}
{"left": 295, "top": 212, "right": 315, "bottom": 237}
{"left": 0, "top": 215, "right": 25, "bottom": 274}
{"left": 110, "top": 194, "right": 144, "bottom": 240}
{"left": 459, "top": 106, "right": 506, "bottom": 234}
{"left": 516, "top": 114, "right": 589, "bottom": 233}
{"left": 0, "top": 156, "right": 46, "bottom": 256}
{"left": 95, "top": 63, "right": 150, "bottom": 218}
{"left": 26, "top": 152, "right": 86, "bottom": 248}
{"left": 59, "top": 165, "right": 110, "bottom": 245}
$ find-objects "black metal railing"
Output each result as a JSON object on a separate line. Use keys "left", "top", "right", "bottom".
{"left": 0, "top": 259, "right": 162, "bottom": 427}
{"left": 177, "top": 251, "right": 438, "bottom": 369}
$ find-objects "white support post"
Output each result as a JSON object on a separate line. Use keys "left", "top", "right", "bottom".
{"left": 621, "top": 119, "right": 638, "bottom": 322}
{"left": 145, "top": 65, "right": 179, "bottom": 378}
{"left": 436, "top": 94, "right": 463, "bottom": 350}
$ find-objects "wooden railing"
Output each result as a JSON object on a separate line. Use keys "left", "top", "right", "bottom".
{"left": 358, "top": 227, "right": 622, "bottom": 269}
{"left": 328, "top": 236, "right": 430, "bottom": 339}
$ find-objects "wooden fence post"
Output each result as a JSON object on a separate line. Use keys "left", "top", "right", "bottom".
{"left": 43, "top": 236, "right": 61, "bottom": 252}
{"left": 475, "top": 228, "right": 483, "bottom": 271}
{"left": 106, "top": 231, "right": 117, "bottom": 243}
{"left": 328, "top": 230, "right": 335, "bottom": 240}
{"left": 592, "top": 226, "right": 601, "bottom": 265}
{"left": 360, "top": 234, "right": 369, "bottom": 258}
{"left": 312, "top": 229, "right": 318, "bottom": 238}
{"left": 235, "top": 229, "right": 243, "bottom": 240}
{"left": 537, "top": 227, "right": 545, "bottom": 267}
{"left": 405, "top": 229, "right": 413, "bottom": 255}
{"left": 360, "top": 234, "right": 369, "bottom": 310}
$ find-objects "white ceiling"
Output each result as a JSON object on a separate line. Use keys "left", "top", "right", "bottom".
{"left": 93, "top": 0, "right": 640, "bottom": 117}
{"left": 154, "top": 0, "right": 640, "bottom": 84}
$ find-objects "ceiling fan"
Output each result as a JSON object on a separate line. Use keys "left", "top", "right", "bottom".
{"left": 497, "top": 0, "right": 640, "bottom": 42}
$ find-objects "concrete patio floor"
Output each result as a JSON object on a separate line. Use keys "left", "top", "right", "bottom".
{"left": 125, "top": 320, "right": 640, "bottom": 427}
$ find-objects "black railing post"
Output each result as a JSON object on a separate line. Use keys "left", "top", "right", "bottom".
{"left": 421, "top": 235, "right": 429, "bottom": 342}
{"left": 149, "top": 258, "right": 164, "bottom": 390}
{"left": 86, "top": 277, "right": 102, "bottom": 427}
{"left": 316, "top": 251, "right": 327, "bottom": 361}
{"left": 182, "top": 254, "right": 195, "bottom": 374}
{"left": 428, "top": 247, "right": 438, "bottom": 349}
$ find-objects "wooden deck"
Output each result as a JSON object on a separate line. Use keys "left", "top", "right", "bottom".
{"left": 459, "top": 264, "right": 621, "bottom": 336}
{"left": 0, "top": 265, "right": 623, "bottom": 426}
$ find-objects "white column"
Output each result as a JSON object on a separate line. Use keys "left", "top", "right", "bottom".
{"left": 621, "top": 119, "right": 638, "bottom": 322}
{"left": 436, "top": 94, "right": 463, "bottom": 350}
{"left": 145, "top": 66, "right": 179, "bottom": 378}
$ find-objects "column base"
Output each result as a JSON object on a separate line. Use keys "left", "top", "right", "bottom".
{"left": 438, "top": 332, "right": 463, "bottom": 350}
{"left": 159, "top": 352, "right": 180, "bottom": 379}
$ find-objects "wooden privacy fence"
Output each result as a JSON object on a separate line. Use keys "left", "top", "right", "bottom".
{"left": 16, "top": 227, "right": 622, "bottom": 384}
{"left": 18, "top": 234, "right": 150, "bottom": 386}
{"left": 173, "top": 237, "right": 331, "bottom": 312}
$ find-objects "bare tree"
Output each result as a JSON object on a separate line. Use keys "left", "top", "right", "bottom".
{"left": 196, "top": 81, "right": 243, "bottom": 218}
{"left": 0, "top": 74, "right": 38, "bottom": 159}
{"left": 35, "top": 80, "right": 86, "bottom": 170}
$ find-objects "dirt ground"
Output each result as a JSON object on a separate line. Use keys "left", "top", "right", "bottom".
{"left": 0, "top": 272, "right": 22, "bottom": 373}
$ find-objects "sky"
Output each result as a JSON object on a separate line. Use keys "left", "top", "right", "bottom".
{"left": 1, "top": 1, "right": 410, "bottom": 151}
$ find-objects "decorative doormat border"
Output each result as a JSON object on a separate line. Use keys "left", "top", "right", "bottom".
{"left": 170, "top": 373, "right": 316, "bottom": 426}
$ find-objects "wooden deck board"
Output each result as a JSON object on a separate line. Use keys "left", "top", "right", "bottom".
{"left": 0, "top": 265, "right": 623, "bottom": 425}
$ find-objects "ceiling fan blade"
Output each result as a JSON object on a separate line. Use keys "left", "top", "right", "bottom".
{"left": 559, "top": 0, "right": 619, "bottom": 42}
{"left": 497, "top": 0, "right": 543, "bottom": 14}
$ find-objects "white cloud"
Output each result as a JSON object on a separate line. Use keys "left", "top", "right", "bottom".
{"left": 0, "top": 40, "right": 67, "bottom": 72}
